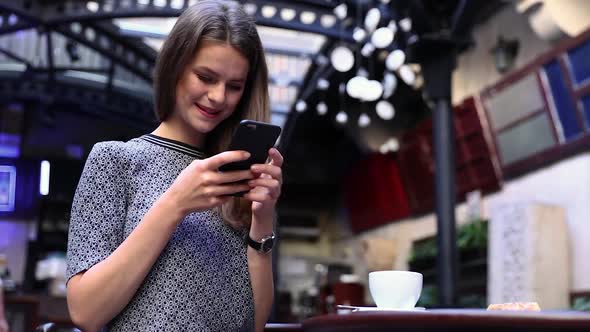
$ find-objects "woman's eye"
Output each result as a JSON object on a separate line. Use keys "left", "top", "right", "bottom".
{"left": 197, "top": 74, "right": 214, "bottom": 83}
{"left": 228, "top": 84, "right": 243, "bottom": 91}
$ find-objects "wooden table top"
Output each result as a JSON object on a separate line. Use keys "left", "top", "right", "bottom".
{"left": 303, "top": 309, "right": 590, "bottom": 332}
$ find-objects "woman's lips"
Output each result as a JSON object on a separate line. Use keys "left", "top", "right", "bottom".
{"left": 196, "top": 104, "right": 222, "bottom": 119}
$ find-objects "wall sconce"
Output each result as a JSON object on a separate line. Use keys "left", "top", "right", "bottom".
{"left": 66, "top": 40, "right": 81, "bottom": 63}
{"left": 490, "top": 35, "right": 519, "bottom": 74}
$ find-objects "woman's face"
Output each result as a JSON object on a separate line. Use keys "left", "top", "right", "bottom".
{"left": 171, "top": 40, "right": 249, "bottom": 142}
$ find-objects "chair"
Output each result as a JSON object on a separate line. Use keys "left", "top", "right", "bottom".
{"left": 264, "top": 323, "right": 303, "bottom": 332}
{"left": 35, "top": 322, "right": 81, "bottom": 332}
{"left": 35, "top": 323, "right": 56, "bottom": 332}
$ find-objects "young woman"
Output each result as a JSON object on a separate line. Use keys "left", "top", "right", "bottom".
{"left": 65, "top": 1, "right": 282, "bottom": 331}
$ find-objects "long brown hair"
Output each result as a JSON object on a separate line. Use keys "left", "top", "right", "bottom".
{"left": 153, "top": 0, "right": 270, "bottom": 230}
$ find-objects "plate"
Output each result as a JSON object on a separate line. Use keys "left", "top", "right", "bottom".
{"left": 337, "top": 305, "right": 426, "bottom": 312}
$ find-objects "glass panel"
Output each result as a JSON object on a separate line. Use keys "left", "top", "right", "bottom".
{"left": 51, "top": 32, "right": 108, "bottom": 69}
{"left": 485, "top": 73, "right": 545, "bottom": 130}
{"left": 567, "top": 39, "right": 590, "bottom": 85}
{"left": 0, "top": 29, "right": 47, "bottom": 67}
{"left": 543, "top": 60, "right": 581, "bottom": 140}
{"left": 497, "top": 113, "right": 556, "bottom": 165}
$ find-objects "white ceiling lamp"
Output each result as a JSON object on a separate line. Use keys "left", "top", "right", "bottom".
{"left": 317, "top": 78, "right": 330, "bottom": 90}
{"left": 87, "top": 1, "right": 99, "bottom": 12}
{"left": 356, "top": 67, "right": 369, "bottom": 78}
{"left": 320, "top": 14, "right": 337, "bottom": 28}
{"left": 300, "top": 11, "right": 317, "bottom": 25}
{"left": 361, "top": 80, "right": 383, "bottom": 102}
{"left": 361, "top": 42, "right": 375, "bottom": 57}
{"left": 358, "top": 113, "right": 371, "bottom": 128}
{"left": 376, "top": 100, "right": 395, "bottom": 120}
{"left": 336, "top": 111, "right": 348, "bottom": 124}
{"left": 243, "top": 3, "right": 257, "bottom": 16}
{"left": 316, "top": 102, "right": 328, "bottom": 115}
{"left": 346, "top": 76, "right": 368, "bottom": 99}
{"left": 371, "top": 27, "right": 395, "bottom": 49}
{"left": 295, "top": 100, "right": 307, "bottom": 112}
{"left": 386, "top": 137, "right": 400, "bottom": 151}
{"left": 330, "top": 46, "right": 354, "bottom": 72}
{"left": 280, "top": 8, "right": 296, "bottom": 21}
{"left": 170, "top": 0, "right": 184, "bottom": 9}
{"left": 385, "top": 49, "right": 405, "bottom": 71}
{"left": 153, "top": 0, "right": 166, "bottom": 8}
{"left": 398, "top": 65, "right": 416, "bottom": 85}
{"left": 399, "top": 17, "right": 412, "bottom": 32}
{"left": 261, "top": 5, "right": 277, "bottom": 18}
{"left": 333, "top": 3, "right": 347, "bottom": 20}
{"left": 382, "top": 72, "right": 397, "bottom": 99}
{"left": 353, "top": 27, "right": 367, "bottom": 42}
{"left": 315, "top": 54, "right": 329, "bottom": 66}
{"left": 364, "top": 7, "right": 381, "bottom": 33}
{"left": 379, "top": 137, "right": 400, "bottom": 153}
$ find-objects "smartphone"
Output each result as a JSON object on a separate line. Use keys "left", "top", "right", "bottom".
{"left": 219, "top": 120, "right": 282, "bottom": 172}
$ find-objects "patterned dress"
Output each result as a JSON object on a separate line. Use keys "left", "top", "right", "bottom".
{"left": 66, "top": 134, "right": 255, "bottom": 331}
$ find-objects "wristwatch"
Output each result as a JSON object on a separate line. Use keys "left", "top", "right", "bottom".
{"left": 246, "top": 232, "right": 276, "bottom": 253}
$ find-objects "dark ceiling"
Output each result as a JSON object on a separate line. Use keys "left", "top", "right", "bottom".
{"left": 0, "top": 0, "right": 509, "bottom": 216}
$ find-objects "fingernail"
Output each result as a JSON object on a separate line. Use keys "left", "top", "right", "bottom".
{"left": 251, "top": 165, "right": 262, "bottom": 171}
{"left": 243, "top": 152, "right": 251, "bottom": 158}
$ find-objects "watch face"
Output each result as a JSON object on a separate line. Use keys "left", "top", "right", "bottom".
{"left": 260, "top": 236, "right": 275, "bottom": 253}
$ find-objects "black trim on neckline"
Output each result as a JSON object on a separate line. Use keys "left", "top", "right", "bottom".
{"left": 141, "top": 134, "right": 207, "bottom": 159}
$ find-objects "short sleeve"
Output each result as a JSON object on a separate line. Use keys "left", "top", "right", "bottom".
{"left": 66, "top": 141, "right": 128, "bottom": 282}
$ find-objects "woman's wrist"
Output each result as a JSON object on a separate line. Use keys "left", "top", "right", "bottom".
{"left": 250, "top": 212, "right": 274, "bottom": 239}
{"left": 155, "top": 190, "right": 187, "bottom": 224}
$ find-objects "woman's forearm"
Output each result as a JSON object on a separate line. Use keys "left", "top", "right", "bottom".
{"left": 67, "top": 193, "right": 184, "bottom": 332}
{"left": 248, "top": 214, "right": 275, "bottom": 332}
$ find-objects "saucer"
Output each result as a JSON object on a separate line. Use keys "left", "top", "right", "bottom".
{"left": 337, "top": 305, "right": 426, "bottom": 312}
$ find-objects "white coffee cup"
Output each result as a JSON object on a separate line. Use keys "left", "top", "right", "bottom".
{"left": 369, "top": 270, "right": 423, "bottom": 309}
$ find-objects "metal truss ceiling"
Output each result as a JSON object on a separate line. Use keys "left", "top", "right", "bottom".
{"left": 0, "top": 74, "right": 155, "bottom": 127}
{"left": 0, "top": 0, "right": 352, "bottom": 128}
{"left": 0, "top": 0, "right": 352, "bottom": 40}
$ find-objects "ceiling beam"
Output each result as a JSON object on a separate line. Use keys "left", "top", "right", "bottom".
{"left": 0, "top": 0, "right": 353, "bottom": 41}
{"left": 0, "top": 74, "right": 156, "bottom": 128}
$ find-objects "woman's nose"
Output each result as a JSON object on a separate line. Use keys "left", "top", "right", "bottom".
{"left": 207, "top": 83, "right": 226, "bottom": 105}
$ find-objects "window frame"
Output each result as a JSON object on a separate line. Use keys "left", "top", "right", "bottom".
{"left": 480, "top": 28, "right": 590, "bottom": 179}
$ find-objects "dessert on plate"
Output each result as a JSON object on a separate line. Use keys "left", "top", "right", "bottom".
{"left": 487, "top": 302, "right": 541, "bottom": 311}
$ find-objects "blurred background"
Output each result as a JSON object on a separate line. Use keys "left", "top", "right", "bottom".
{"left": 1, "top": 0, "right": 590, "bottom": 330}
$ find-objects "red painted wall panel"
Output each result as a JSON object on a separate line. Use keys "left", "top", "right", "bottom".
{"left": 345, "top": 153, "right": 411, "bottom": 233}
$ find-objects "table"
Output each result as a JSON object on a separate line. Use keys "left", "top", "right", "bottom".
{"left": 303, "top": 309, "right": 590, "bottom": 332}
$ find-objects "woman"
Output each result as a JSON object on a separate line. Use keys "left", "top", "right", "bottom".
{"left": 66, "top": 1, "right": 282, "bottom": 331}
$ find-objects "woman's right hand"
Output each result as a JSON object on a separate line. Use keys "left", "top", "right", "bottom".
{"left": 163, "top": 151, "right": 254, "bottom": 216}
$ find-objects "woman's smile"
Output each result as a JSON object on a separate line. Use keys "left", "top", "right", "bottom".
{"left": 195, "top": 103, "right": 223, "bottom": 119}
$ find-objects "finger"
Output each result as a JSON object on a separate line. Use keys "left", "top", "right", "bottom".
{"left": 248, "top": 178, "right": 280, "bottom": 191}
{"left": 251, "top": 163, "right": 282, "bottom": 180}
{"left": 243, "top": 187, "right": 275, "bottom": 202}
{"left": 268, "top": 148, "right": 284, "bottom": 167}
{"left": 205, "top": 150, "right": 251, "bottom": 170}
{"left": 206, "top": 183, "right": 253, "bottom": 197}
{"left": 211, "top": 169, "right": 255, "bottom": 184}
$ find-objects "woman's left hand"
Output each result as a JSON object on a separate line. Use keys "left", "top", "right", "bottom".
{"left": 244, "top": 148, "right": 283, "bottom": 219}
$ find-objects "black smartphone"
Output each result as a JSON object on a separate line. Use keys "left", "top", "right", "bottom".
{"left": 219, "top": 120, "right": 282, "bottom": 172}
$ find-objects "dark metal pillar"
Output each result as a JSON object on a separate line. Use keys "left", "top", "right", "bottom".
{"left": 421, "top": 51, "right": 459, "bottom": 307}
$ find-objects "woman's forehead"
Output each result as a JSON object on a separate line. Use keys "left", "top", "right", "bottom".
{"left": 190, "top": 40, "right": 250, "bottom": 79}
